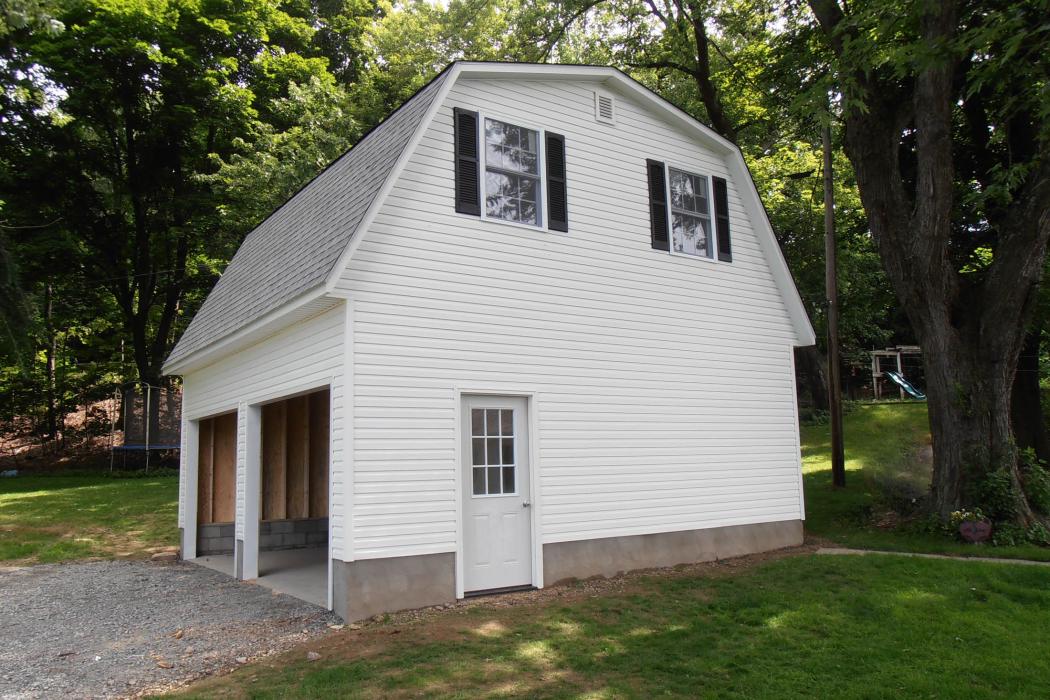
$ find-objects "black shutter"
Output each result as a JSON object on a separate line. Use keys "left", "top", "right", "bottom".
{"left": 713, "top": 176, "right": 732, "bottom": 262}
{"left": 545, "top": 132, "right": 568, "bottom": 232}
{"left": 646, "top": 159, "right": 669, "bottom": 251}
{"left": 453, "top": 108, "right": 480, "bottom": 215}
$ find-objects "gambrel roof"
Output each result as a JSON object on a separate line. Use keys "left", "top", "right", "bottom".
{"left": 165, "top": 62, "right": 814, "bottom": 374}
{"left": 165, "top": 68, "right": 454, "bottom": 369}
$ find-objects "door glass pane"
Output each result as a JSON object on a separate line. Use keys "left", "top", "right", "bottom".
{"left": 486, "top": 409, "right": 499, "bottom": 435}
{"left": 473, "top": 466, "right": 486, "bottom": 495}
{"left": 472, "top": 438, "right": 485, "bottom": 466}
{"left": 487, "top": 438, "right": 500, "bottom": 465}
{"left": 471, "top": 409, "right": 484, "bottom": 436}
{"left": 500, "top": 409, "right": 513, "bottom": 436}
{"left": 487, "top": 466, "right": 502, "bottom": 495}
{"left": 501, "top": 438, "right": 514, "bottom": 465}
{"left": 502, "top": 466, "right": 515, "bottom": 494}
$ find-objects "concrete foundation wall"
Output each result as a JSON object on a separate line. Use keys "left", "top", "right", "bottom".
{"left": 197, "top": 517, "right": 329, "bottom": 556}
{"left": 332, "top": 552, "right": 455, "bottom": 622}
{"left": 543, "top": 519, "right": 804, "bottom": 585}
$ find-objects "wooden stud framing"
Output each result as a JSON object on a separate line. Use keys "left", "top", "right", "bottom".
{"left": 309, "top": 390, "right": 330, "bottom": 517}
{"left": 258, "top": 388, "right": 330, "bottom": 522}
{"left": 196, "top": 412, "right": 237, "bottom": 524}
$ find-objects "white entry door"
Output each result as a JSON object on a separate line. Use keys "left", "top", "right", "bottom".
{"left": 462, "top": 395, "right": 533, "bottom": 593}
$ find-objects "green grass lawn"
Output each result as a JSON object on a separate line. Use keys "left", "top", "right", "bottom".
{"left": 176, "top": 554, "right": 1050, "bottom": 699}
{"left": 802, "top": 401, "right": 1050, "bottom": 561}
{"left": 0, "top": 473, "right": 178, "bottom": 564}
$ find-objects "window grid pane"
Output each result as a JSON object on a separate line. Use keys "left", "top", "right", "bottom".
{"left": 484, "top": 118, "right": 541, "bottom": 225}
{"left": 668, "top": 167, "right": 712, "bottom": 258}
{"left": 470, "top": 407, "right": 517, "bottom": 495}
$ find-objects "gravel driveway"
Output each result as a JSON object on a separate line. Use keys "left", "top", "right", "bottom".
{"left": 0, "top": 560, "right": 337, "bottom": 699}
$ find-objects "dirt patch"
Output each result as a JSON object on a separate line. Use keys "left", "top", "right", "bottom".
{"left": 174, "top": 543, "right": 816, "bottom": 697}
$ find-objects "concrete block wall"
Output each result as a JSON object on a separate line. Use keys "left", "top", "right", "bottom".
{"left": 197, "top": 517, "right": 328, "bottom": 555}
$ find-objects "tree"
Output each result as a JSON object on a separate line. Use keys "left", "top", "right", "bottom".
{"left": 207, "top": 76, "right": 360, "bottom": 235}
{"left": 804, "top": 0, "right": 1050, "bottom": 520}
{"left": 1, "top": 0, "right": 337, "bottom": 387}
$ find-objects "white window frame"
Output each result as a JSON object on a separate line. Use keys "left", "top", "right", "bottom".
{"left": 477, "top": 111, "right": 548, "bottom": 231}
{"left": 663, "top": 162, "right": 719, "bottom": 263}
{"left": 468, "top": 406, "right": 521, "bottom": 499}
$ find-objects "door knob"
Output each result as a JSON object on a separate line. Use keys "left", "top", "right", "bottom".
{"left": 522, "top": 501, "right": 531, "bottom": 508}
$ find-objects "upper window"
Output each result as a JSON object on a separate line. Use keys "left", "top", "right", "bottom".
{"left": 483, "top": 118, "right": 542, "bottom": 226}
{"left": 668, "top": 167, "right": 713, "bottom": 258}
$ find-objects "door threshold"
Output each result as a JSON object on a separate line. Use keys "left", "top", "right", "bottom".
{"left": 464, "top": 584, "right": 536, "bottom": 598}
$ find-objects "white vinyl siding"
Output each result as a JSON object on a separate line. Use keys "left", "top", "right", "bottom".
{"left": 336, "top": 76, "right": 803, "bottom": 559}
{"left": 179, "top": 303, "right": 348, "bottom": 557}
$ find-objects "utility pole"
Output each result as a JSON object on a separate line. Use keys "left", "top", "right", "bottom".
{"left": 823, "top": 124, "right": 846, "bottom": 487}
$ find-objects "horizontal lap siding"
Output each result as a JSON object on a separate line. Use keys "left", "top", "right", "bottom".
{"left": 180, "top": 304, "right": 347, "bottom": 558}
{"left": 342, "top": 77, "right": 802, "bottom": 557}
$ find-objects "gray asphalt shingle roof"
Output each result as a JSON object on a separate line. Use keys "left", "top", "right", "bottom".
{"left": 165, "top": 69, "right": 451, "bottom": 368}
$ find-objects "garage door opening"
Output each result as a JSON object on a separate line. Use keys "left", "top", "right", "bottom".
{"left": 191, "top": 388, "right": 330, "bottom": 608}
{"left": 194, "top": 411, "right": 237, "bottom": 555}
{"left": 255, "top": 388, "right": 330, "bottom": 606}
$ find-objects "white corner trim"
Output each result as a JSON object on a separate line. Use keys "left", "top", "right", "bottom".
{"left": 341, "top": 299, "right": 356, "bottom": 563}
{"left": 788, "top": 345, "right": 807, "bottom": 521}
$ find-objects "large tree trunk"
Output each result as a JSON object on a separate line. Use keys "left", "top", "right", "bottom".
{"left": 809, "top": 0, "right": 1050, "bottom": 522}
{"left": 921, "top": 323, "right": 1033, "bottom": 520}
{"left": 1012, "top": 327, "right": 1050, "bottom": 462}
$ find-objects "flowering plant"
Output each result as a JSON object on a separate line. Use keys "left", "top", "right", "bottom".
{"left": 949, "top": 508, "right": 988, "bottom": 528}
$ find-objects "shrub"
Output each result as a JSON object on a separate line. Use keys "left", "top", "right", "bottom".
{"left": 974, "top": 468, "right": 1022, "bottom": 521}
{"left": 1019, "top": 448, "right": 1050, "bottom": 515}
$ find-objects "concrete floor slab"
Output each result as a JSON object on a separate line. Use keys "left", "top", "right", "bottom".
{"left": 189, "top": 547, "right": 327, "bottom": 608}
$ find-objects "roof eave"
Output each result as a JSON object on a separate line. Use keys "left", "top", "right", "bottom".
{"left": 162, "top": 285, "right": 331, "bottom": 376}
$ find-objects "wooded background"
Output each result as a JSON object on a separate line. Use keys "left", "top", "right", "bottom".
{"left": 1, "top": 0, "right": 1047, "bottom": 523}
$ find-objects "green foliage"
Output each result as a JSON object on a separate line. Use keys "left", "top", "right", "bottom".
{"left": 991, "top": 521, "right": 1050, "bottom": 548}
{"left": 0, "top": 0, "right": 63, "bottom": 37}
{"left": 206, "top": 76, "right": 360, "bottom": 234}
{"left": 974, "top": 468, "right": 1022, "bottom": 522}
{"left": 1019, "top": 448, "right": 1050, "bottom": 515}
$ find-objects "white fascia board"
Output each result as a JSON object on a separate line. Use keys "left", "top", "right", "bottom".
{"left": 323, "top": 63, "right": 466, "bottom": 293}
{"left": 726, "top": 150, "right": 816, "bottom": 346}
{"left": 162, "top": 285, "right": 330, "bottom": 376}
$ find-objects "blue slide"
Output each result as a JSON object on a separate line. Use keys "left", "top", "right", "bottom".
{"left": 884, "top": 370, "right": 926, "bottom": 400}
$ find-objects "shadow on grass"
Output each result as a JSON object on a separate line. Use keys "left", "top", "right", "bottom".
{"left": 177, "top": 555, "right": 1050, "bottom": 700}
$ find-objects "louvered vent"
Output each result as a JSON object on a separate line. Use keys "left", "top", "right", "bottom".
{"left": 594, "top": 92, "right": 615, "bottom": 124}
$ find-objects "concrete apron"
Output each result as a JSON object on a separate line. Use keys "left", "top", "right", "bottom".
{"left": 191, "top": 547, "right": 328, "bottom": 607}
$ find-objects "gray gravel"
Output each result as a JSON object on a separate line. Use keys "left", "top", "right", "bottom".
{"left": 0, "top": 560, "right": 337, "bottom": 699}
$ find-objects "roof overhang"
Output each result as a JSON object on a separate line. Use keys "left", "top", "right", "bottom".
{"left": 162, "top": 286, "right": 338, "bottom": 376}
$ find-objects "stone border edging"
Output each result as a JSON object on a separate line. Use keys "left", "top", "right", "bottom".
{"left": 816, "top": 547, "right": 1050, "bottom": 567}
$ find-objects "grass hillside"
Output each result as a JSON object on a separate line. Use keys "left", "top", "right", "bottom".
{"left": 802, "top": 401, "right": 1050, "bottom": 561}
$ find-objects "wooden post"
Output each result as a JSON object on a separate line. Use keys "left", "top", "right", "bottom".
{"left": 823, "top": 124, "right": 846, "bottom": 488}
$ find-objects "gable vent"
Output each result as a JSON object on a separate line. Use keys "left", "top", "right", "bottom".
{"left": 594, "top": 92, "right": 615, "bottom": 124}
